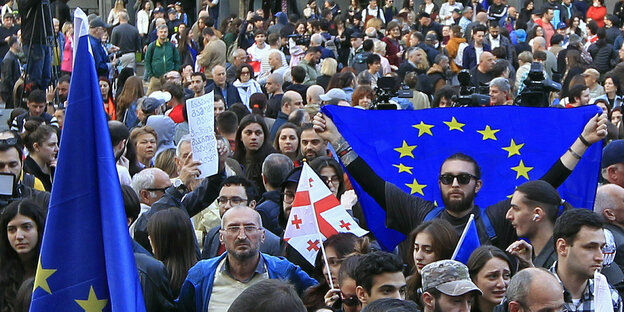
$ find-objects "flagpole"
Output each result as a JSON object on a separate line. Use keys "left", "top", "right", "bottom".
{"left": 452, "top": 214, "right": 475, "bottom": 260}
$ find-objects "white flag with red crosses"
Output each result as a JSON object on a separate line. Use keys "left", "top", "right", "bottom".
{"left": 283, "top": 163, "right": 368, "bottom": 265}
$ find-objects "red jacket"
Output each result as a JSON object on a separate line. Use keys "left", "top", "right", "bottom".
{"left": 587, "top": 6, "right": 606, "bottom": 28}
{"left": 381, "top": 36, "right": 402, "bottom": 67}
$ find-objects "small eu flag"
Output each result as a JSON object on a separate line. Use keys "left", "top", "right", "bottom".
{"left": 29, "top": 8, "right": 146, "bottom": 312}
{"left": 321, "top": 105, "right": 602, "bottom": 252}
{"left": 452, "top": 214, "right": 481, "bottom": 264}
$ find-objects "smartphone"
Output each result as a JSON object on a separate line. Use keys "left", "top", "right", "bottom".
{"left": 0, "top": 173, "right": 15, "bottom": 196}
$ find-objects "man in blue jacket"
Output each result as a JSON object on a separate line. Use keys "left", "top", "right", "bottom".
{"left": 177, "top": 206, "right": 317, "bottom": 312}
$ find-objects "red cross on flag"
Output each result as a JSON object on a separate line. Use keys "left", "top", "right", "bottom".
{"left": 283, "top": 163, "right": 368, "bottom": 265}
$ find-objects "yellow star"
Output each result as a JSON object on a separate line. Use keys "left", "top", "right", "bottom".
{"left": 412, "top": 121, "right": 434, "bottom": 136}
{"left": 75, "top": 286, "right": 108, "bottom": 312}
{"left": 443, "top": 117, "right": 465, "bottom": 132}
{"left": 405, "top": 178, "right": 427, "bottom": 195}
{"left": 394, "top": 140, "right": 417, "bottom": 158}
{"left": 33, "top": 259, "right": 56, "bottom": 294}
{"left": 502, "top": 139, "right": 525, "bottom": 157}
{"left": 393, "top": 163, "right": 414, "bottom": 174}
{"left": 476, "top": 125, "right": 500, "bottom": 140}
{"left": 511, "top": 160, "right": 534, "bottom": 180}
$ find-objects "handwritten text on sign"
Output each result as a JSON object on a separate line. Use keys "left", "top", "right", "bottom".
{"left": 187, "top": 91, "right": 217, "bottom": 178}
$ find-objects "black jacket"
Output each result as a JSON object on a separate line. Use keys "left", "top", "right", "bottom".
{"left": 206, "top": 82, "right": 242, "bottom": 109}
{"left": 18, "top": 0, "right": 54, "bottom": 45}
{"left": 0, "top": 51, "right": 20, "bottom": 100}
{"left": 588, "top": 40, "right": 618, "bottom": 73}
{"left": 256, "top": 190, "right": 283, "bottom": 236}
{"left": 134, "top": 253, "right": 176, "bottom": 311}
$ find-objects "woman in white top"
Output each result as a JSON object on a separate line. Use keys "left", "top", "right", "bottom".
{"left": 233, "top": 63, "right": 262, "bottom": 110}
{"left": 362, "top": 0, "right": 386, "bottom": 24}
{"left": 439, "top": 0, "right": 463, "bottom": 25}
{"left": 107, "top": 0, "right": 127, "bottom": 27}
{"left": 136, "top": 0, "right": 153, "bottom": 38}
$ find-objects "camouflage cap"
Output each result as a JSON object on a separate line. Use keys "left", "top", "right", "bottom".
{"left": 421, "top": 260, "right": 482, "bottom": 296}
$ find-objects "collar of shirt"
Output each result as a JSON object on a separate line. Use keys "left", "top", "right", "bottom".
{"left": 548, "top": 261, "right": 594, "bottom": 306}
{"left": 220, "top": 253, "right": 266, "bottom": 283}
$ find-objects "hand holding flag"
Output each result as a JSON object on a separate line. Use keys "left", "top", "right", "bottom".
{"left": 451, "top": 214, "right": 480, "bottom": 264}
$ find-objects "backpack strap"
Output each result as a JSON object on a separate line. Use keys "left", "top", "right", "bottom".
{"left": 479, "top": 208, "right": 497, "bottom": 240}
{"left": 424, "top": 206, "right": 445, "bottom": 221}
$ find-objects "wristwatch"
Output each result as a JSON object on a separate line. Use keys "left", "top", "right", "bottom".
{"left": 173, "top": 179, "right": 187, "bottom": 193}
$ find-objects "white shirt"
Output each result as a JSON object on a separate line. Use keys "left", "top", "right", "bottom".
{"left": 361, "top": 5, "right": 386, "bottom": 23}
{"left": 247, "top": 43, "right": 271, "bottom": 65}
{"left": 488, "top": 34, "right": 500, "bottom": 49}
{"left": 439, "top": 2, "right": 464, "bottom": 25}
{"left": 475, "top": 46, "right": 483, "bottom": 65}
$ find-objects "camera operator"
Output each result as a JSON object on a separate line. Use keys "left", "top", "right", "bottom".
{"left": 88, "top": 17, "right": 114, "bottom": 79}
{"left": 469, "top": 51, "right": 495, "bottom": 88}
{"left": 18, "top": 0, "right": 54, "bottom": 91}
{"left": 489, "top": 77, "right": 513, "bottom": 106}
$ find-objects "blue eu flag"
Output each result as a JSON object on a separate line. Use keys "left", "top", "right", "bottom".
{"left": 452, "top": 214, "right": 481, "bottom": 264}
{"left": 322, "top": 105, "right": 602, "bottom": 251}
{"left": 29, "top": 9, "right": 146, "bottom": 312}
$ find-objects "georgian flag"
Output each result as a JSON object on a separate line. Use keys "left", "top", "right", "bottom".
{"left": 283, "top": 163, "right": 368, "bottom": 265}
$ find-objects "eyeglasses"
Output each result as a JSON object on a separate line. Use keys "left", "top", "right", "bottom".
{"left": 439, "top": 173, "right": 477, "bottom": 185}
{"left": 321, "top": 175, "right": 340, "bottom": 185}
{"left": 282, "top": 192, "right": 295, "bottom": 204}
{"left": 217, "top": 196, "right": 248, "bottom": 206}
{"left": 240, "top": 71, "right": 251, "bottom": 75}
{"left": 145, "top": 187, "right": 169, "bottom": 193}
{"left": 341, "top": 293, "right": 360, "bottom": 307}
{"left": 0, "top": 137, "right": 18, "bottom": 147}
{"left": 222, "top": 225, "right": 260, "bottom": 235}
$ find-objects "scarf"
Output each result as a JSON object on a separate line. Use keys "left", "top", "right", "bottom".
{"left": 233, "top": 79, "right": 262, "bottom": 110}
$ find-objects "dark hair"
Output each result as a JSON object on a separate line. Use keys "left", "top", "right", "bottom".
{"left": 491, "top": 59, "right": 510, "bottom": 77}
{"left": 467, "top": 245, "right": 514, "bottom": 280}
{"left": 553, "top": 208, "right": 603, "bottom": 245}
{"left": 273, "top": 122, "right": 301, "bottom": 156}
{"left": 605, "top": 75, "right": 621, "bottom": 95}
{"left": 569, "top": 84, "right": 588, "bottom": 103}
{"left": 229, "top": 103, "right": 251, "bottom": 123}
{"left": 491, "top": 47, "right": 507, "bottom": 60}
{"left": 219, "top": 175, "right": 259, "bottom": 205}
{"left": 227, "top": 279, "right": 306, "bottom": 312}
{"left": 366, "top": 53, "right": 381, "bottom": 65}
{"left": 339, "top": 254, "right": 362, "bottom": 284}
{"left": 533, "top": 50, "right": 547, "bottom": 61}
{"left": 442, "top": 153, "right": 481, "bottom": 178}
{"left": 236, "top": 63, "right": 254, "bottom": 80}
{"left": 473, "top": 24, "right": 487, "bottom": 35}
{"left": 162, "top": 82, "right": 184, "bottom": 101}
{"left": 406, "top": 219, "right": 459, "bottom": 302}
{"left": 99, "top": 76, "right": 114, "bottom": 102}
{"left": 354, "top": 251, "right": 403, "bottom": 294}
{"left": 249, "top": 93, "right": 268, "bottom": 116}
{"left": 233, "top": 115, "right": 275, "bottom": 197}
{"left": 361, "top": 298, "right": 420, "bottom": 312}
{"left": 21, "top": 122, "right": 57, "bottom": 153}
{"left": 0, "top": 200, "right": 45, "bottom": 312}
{"left": 432, "top": 86, "right": 457, "bottom": 108}
{"left": 202, "top": 26, "right": 215, "bottom": 37}
{"left": 108, "top": 120, "right": 129, "bottom": 146}
{"left": 121, "top": 184, "right": 140, "bottom": 223}
{"left": 550, "top": 34, "right": 564, "bottom": 45}
{"left": 147, "top": 208, "right": 197, "bottom": 296}
{"left": 291, "top": 66, "right": 306, "bottom": 83}
{"left": 191, "top": 71, "right": 206, "bottom": 82}
{"left": 587, "top": 20, "right": 599, "bottom": 36}
{"left": 515, "top": 180, "right": 571, "bottom": 224}
{"left": 288, "top": 109, "right": 308, "bottom": 127}
{"left": 362, "top": 39, "right": 374, "bottom": 52}
{"left": 216, "top": 111, "right": 238, "bottom": 135}
{"left": 27, "top": 89, "right": 46, "bottom": 104}
{"left": 8, "top": 35, "right": 18, "bottom": 47}
{"left": 310, "top": 156, "right": 346, "bottom": 198}
{"left": 306, "top": 46, "right": 321, "bottom": 55}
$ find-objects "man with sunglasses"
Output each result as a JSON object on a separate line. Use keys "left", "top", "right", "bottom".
{"left": 202, "top": 175, "right": 282, "bottom": 259}
{"left": 130, "top": 168, "right": 172, "bottom": 251}
{"left": 0, "top": 131, "right": 50, "bottom": 211}
{"left": 312, "top": 112, "right": 608, "bottom": 265}
{"left": 178, "top": 205, "right": 317, "bottom": 312}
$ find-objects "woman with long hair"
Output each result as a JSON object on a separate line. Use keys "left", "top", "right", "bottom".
{"left": 136, "top": 0, "right": 153, "bottom": 41}
{"left": 412, "top": 47, "right": 429, "bottom": 74}
{"left": 317, "top": 58, "right": 338, "bottom": 91}
{"left": 560, "top": 49, "right": 587, "bottom": 98}
{"left": 22, "top": 122, "right": 59, "bottom": 192}
{"left": 177, "top": 27, "right": 198, "bottom": 68}
{"left": 273, "top": 123, "right": 301, "bottom": 164}
{"left": 147, "top": 208, "right": 197, "bottom": 297}
{"left": 233, "top": 115, "right": 275, "bottom": 197}
{"left": 107, "top": 0, "right": 127, "bottom": 28}
{"left": 100, "top": 77, "right": 116, "bottom": 120}
{"left": 406, "top": 219, "right": 459, "bottom": 305}
{"left": 467, "top": 246, "right": 514, "bottom": 312}
{"left": 516, "top": 0, "right": 533, "bottom": 28}
{"left": 0, "top": 200, "right": 45, "bottom": 312}
{"left": 249, "top": 92, "right": 274, "bottom": 130}
{"left": 603, "top": 75, "right": 623, "bottom": 109}
{"left": 116, "top": 76, "right": 145, "bottom": 128}
{"left": 233, "top": 64, "right": 262, "bottom": 110}
{"left": 60, "top": 22, "right": 73, "bottom": 76}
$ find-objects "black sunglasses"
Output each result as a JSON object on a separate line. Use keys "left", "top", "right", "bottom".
{"left": 0, "top": 137, "right": 18, "bottom": 147}
{"left": 439, "top": 173, "right": 477, "bottom": 185}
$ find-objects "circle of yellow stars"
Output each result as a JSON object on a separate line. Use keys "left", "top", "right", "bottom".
{"left": 393, "top": 116, "right": 534, "bottom": 196}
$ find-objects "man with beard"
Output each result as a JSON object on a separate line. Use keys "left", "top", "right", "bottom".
{"left": 108, "top": 121, "right": 132, "bottom": 186}
{"left": 177, "top": 205, "right": 317, "bottom": 312}
{"left": 312, "top": 112, "right": 607, "bottom": 265}
{"left": 300, "top": 123, "right": 328, "bottom": 162}
{"left": 299, "top": 47, "right": 322, "bottom": 85}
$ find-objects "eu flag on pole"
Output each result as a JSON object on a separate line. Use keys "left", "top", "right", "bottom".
{"left": 29, "top": 8, "right": 146, "bottom": 312}
{"left": 452, "top": 214, "right": 481, "bottom": 264}
{"left": 321, "top": 105, "right": 602, "bottom": 252}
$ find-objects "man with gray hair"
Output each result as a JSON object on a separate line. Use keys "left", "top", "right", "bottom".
{"left": 531, "top": 36, "right": 556, "bottom": 79}
{"left": 489, "top": 77, "right": 511, "bottom": 105}
{"left": 265, "top": 73, "right": 285, "bottom": 118}
{"left": 502, "top": 268, "right": 564, "bottom": 312}
{"left": 207, "top": 65, "right": 242, "bottom": 108}
{"left": 227, "top": 48, "right": 248, "bottom": 83}
{"left": 256, "top": 154, "right": 294, "bottom": 236}
{"left": 258, "top": 51, "right": 288, "bottom": 85}
{"left": 306, "top": 85, "right": 325, "bottom": 109}
{"left": 110, "top": 11, "right": 142, "bottom": 70}
{"left": 595, "top": 184, "right": 624, "bottom": 269}
{"left": 130, "top": 167, "right": 173, "bottom": 249}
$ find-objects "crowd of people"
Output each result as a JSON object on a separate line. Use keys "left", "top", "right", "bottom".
{"left": 3, "top": 0, "right": 624, "bottom": 311}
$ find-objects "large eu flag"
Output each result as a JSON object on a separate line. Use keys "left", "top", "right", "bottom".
{"left": 322, "top": 105, "right": 602, "bottom": 251}
{"left": 30, "top": 8, "right": 146, "bottom": 312}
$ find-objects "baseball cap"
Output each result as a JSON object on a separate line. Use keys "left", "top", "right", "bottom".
{"left": 167, "top": 8, "right": 176, "bottom": 14}
{"left": 602, "top": 140, "right": 624, "bottom": 168}
{"left": 141, "top": 97, "right": 165, "bottom": 113}
{"left": 557, "top": 22, "right": 567, "bottom": 29}
{"left": 89, "top": 17, "right": 110, "bottom": 29}
{"left": 425, "top": 33, "right": 438, "bottom": 42}
{"left": 319, "top": 88, "right": 348, "bottom": 103}
{"left": 515, "top": 29, "right": 527, "bottom": 42}
{"left": 153, "top": 7, "right": 165, "bottom": 14}
{"left": 281, "top": 166, "right": 303, "bottom": 187}
{"left": 421, "top": 260, "right": 482, "bottom": 296}
{"left": 453, "top": 8, "right": 462, "bottom": 14}
{"left": 149, "top": 90, "right": 172, "bottom": 103}
{"left": 351, "top": 32, "right": 364, "bottom": 38}
{"left": 582, "top": 68, "right": 600, "bottom": 78}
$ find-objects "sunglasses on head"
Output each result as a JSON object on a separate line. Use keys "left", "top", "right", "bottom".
{"left": 439, "top": 173, "right": 477, "bottom": 185}
{"left": 0, "top": 137, "right": 18, "bottom": 147}
{"left": 341, "top": 293, "right": 360, "bottom": 307}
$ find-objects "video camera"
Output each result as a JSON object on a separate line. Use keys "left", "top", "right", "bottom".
{"left": 288, "top": 34, "right": 311, "bottom": 46}
{"left": 370, "top": 77, "right": 413, "bottom": 110}
{"left": 514, "top": 62, "right": 561, "bottom": 107}
{"left": 451, "top": 70, "right": 490, "bottom": 107}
